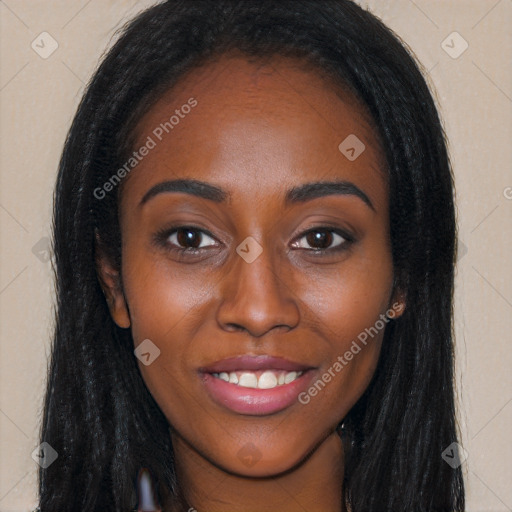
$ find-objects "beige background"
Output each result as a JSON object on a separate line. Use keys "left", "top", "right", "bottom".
{"left": 0, "top": 1, "right": 511, "bottom": 510}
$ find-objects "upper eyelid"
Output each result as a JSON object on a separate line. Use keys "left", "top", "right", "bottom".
{"left": 167, "top": 227, "right": 218, "bottom": 246}
{"left": 293, "top": 229, "right": 347, "bottom": 243}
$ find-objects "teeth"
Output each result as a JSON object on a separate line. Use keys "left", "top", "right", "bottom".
{"left": 238, "top": 373, "right": 258, "bottom": 388}
{"left": 212, "top": 370, "right": 303, "bottom": 389}
{"left": 284, "top": 371, "right": 297, "bottom": 384}
{"left": 258, "top": 370, "right": 278, "bottom": 389}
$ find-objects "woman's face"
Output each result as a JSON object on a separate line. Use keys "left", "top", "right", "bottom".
{"left": 100, "top": 55, "right": 404, "bottom": 477}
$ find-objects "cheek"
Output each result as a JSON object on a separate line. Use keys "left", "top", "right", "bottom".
{"left": 295, "top": 252, "right": 394, "bottom": 407}
{"left": 120, "top": 250, "right": 217, "bottom": 422}
{"left": 122, "top": 251, "right": 211, "bottom": 342}
{"left": 298, "top": 246, "right": 394, "bottom": 343}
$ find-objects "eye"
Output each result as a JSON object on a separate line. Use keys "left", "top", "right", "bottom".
{"left": 291, "top": 227, "right": 352, "bottom": 253}
{"left": 156, "top": 226, "right": 218, "bottom": 252}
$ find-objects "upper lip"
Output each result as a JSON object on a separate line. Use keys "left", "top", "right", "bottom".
{"left": 199, "top": 355, "right": 314, "bottom": 373}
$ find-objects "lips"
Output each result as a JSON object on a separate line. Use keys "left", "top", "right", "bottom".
{"left": 199, "top": 355, "right": 313, "bottom": 373}
{"left": 199, "top": 355, "right": 315, "bottom": 415}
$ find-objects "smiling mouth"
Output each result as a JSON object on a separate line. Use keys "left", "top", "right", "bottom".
{"left": 211, "top": 369, "right": 304, "bottom": 389}
{"left": 199, "top": 355, "right": 315, "bottom": 415}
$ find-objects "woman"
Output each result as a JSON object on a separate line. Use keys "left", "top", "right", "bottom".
{"left": 37, "top": 1, "right": 465, "bottom": 510}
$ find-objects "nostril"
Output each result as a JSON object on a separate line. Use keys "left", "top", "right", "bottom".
{"left": 226, "top": 323, "right": 246, "bottom": 332}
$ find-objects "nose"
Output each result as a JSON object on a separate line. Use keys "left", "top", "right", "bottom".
{"left": 216, "top": 241, "right": 300, "bottom": 338}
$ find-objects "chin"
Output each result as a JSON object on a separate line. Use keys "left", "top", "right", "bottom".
{"left": 217, "top": 445, "right": 311, "bottom": 478}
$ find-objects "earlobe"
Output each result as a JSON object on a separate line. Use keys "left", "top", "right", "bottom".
{"left": 94, "top": 231, "right": 131, "bottom": 329}
{"left": 103, "top": 284, "right": 131, "bottom": 329}
{"left": 388, "top": 288, "right": 406, "bottom": 319}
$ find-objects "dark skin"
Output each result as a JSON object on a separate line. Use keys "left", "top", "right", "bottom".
{"left": 97, "top": 54, "right": 405, "bottom": 512}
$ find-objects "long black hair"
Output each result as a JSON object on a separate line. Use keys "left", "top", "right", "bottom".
{"left": 39, "top": 1, "right": 465, "bottom": 510}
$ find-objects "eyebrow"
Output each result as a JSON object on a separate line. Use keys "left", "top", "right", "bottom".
{"left": 139, "top": 178, "right": 375, "bottom": 211}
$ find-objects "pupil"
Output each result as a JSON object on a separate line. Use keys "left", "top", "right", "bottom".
{"left": 307, "top": 230, "right": 332, "bottom": 249}
{"left": 177, "top": 228, "right": 200, "bottom": 248}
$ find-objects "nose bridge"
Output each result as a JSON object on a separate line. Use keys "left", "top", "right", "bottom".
{"left": 216, "top": 239, "right": 300, "bottom": 337}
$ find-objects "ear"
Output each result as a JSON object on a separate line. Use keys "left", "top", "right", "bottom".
{"left": 388, "top": 287, "right": 406, "bottom": 320}
{"left": 94, "top": 230, "right": 131, "bottom": 329}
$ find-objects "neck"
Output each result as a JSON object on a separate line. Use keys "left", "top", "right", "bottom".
{"left": 169, "top": 430, "right": 345, "bottom": 512}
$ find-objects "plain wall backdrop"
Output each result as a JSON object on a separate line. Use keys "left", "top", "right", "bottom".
{"left": 0, "top": 0, "right": 511, "bottom": 510}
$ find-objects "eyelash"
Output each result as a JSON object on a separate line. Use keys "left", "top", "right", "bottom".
{"left": 154, "top": 224, "right": 355, "bottom": 258}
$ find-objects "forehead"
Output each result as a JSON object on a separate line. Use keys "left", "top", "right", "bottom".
{"left": 121, "top": 54, "right": 388, "bottom": 213}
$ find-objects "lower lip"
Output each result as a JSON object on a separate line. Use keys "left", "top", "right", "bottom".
{"left": 201, "top": 371, "right": 313, "bottom": 416}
